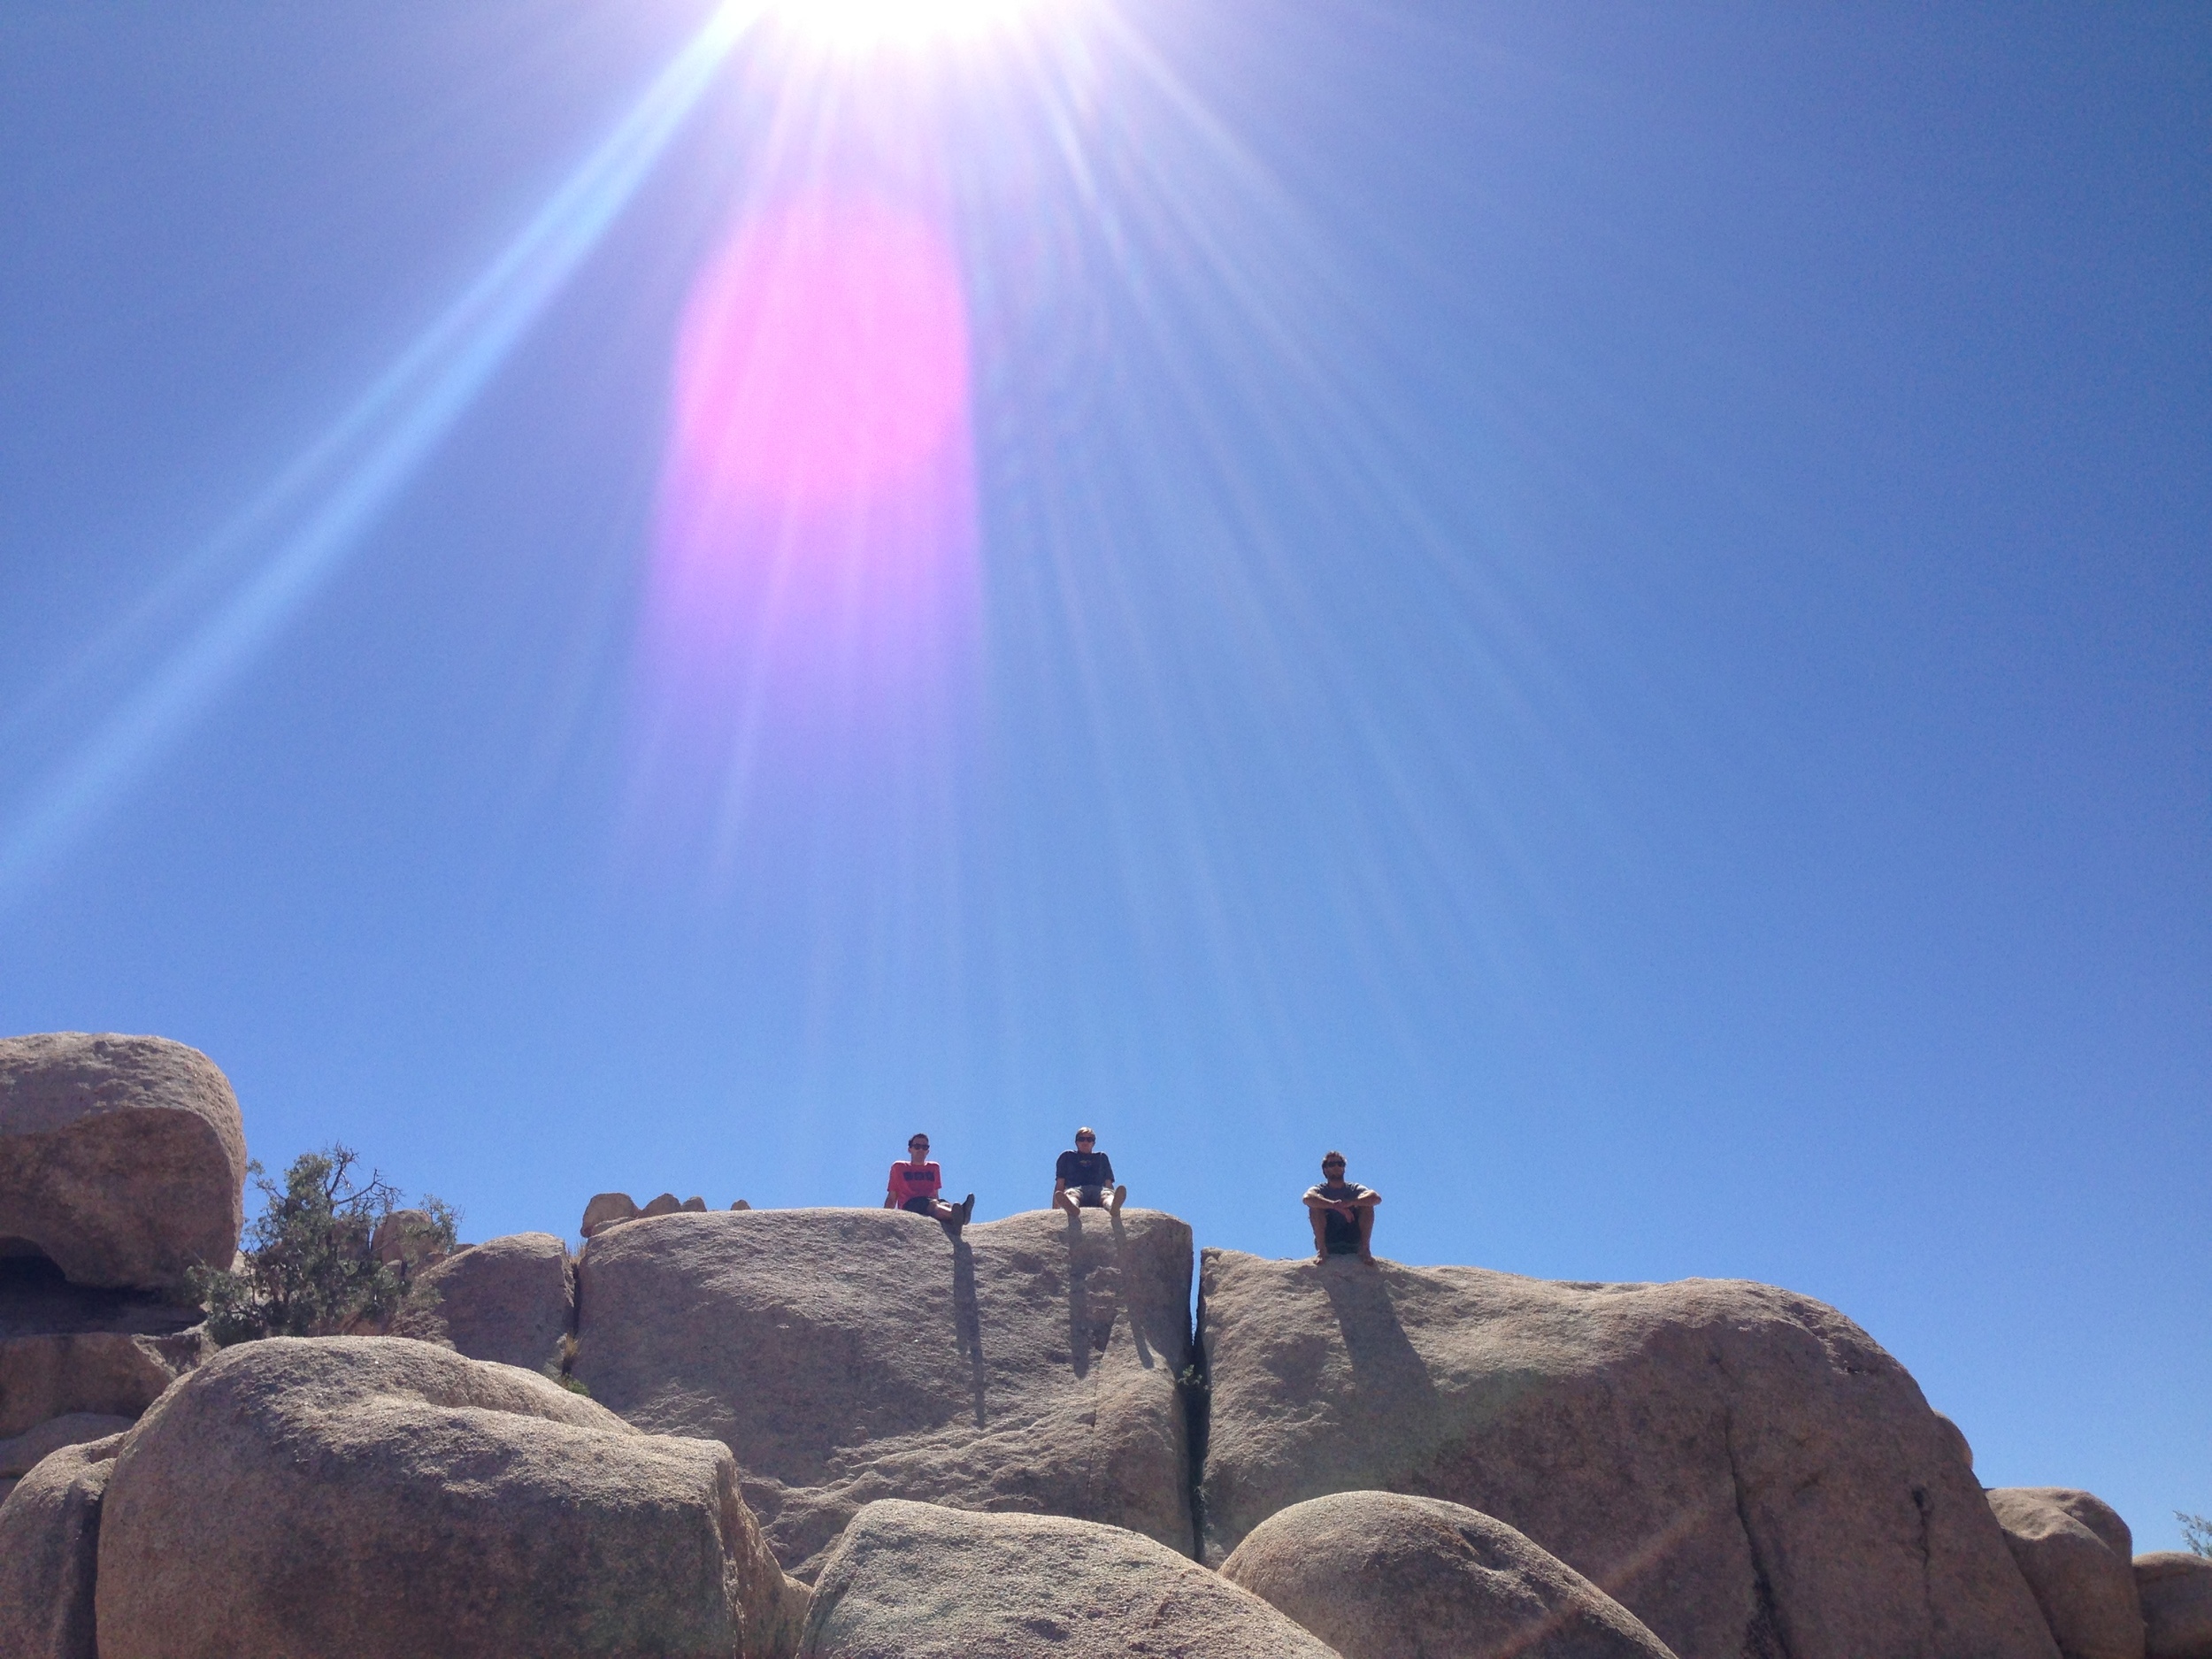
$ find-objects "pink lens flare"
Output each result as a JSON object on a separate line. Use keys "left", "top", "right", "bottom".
{"left": 644, "top": 190, "right": 979, "bottom": 721}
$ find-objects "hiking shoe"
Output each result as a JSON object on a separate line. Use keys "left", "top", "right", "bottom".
{"left": 958, "top": 1194, "right": 976, "bottom": 1225}
{"left": 1111, "top": 1184, "right": 1127, "bottom": 1212}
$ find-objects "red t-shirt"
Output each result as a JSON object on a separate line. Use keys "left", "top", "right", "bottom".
{"left": 887, "top": 1160, "right": 942, "bottom": 1205}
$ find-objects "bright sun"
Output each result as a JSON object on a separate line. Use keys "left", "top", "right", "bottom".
{"left": 773, "top": 0, "right": 1047, "bottom": 51}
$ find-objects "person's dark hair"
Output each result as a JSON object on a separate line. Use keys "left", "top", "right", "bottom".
{"left": 1321, "top": 1150, "right": 1346, "bottom": 1165}
{"left": 1075, "top": 1126, "right": 1095, "bottom": 1141}
{"left": 910, "top": 1134, "right": 930, "bottom": 1147}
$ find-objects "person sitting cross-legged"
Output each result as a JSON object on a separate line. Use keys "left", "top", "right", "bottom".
{"left": 1052, "top": 1125, "right": 1126, "bottom": 1219}
{"left": 1303, "top": 1150, "right": 1379, "bottom": 1263}
{"left": 885, "top": 1134, "right": 973, "bottom": 1234}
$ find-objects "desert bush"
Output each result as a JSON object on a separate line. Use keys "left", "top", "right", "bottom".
{"left": 2181, "top": 1511, "right": 2212, "bottom": 1560}
{"left": 189, "top": 1144, "right": 458, "bottom": 1346}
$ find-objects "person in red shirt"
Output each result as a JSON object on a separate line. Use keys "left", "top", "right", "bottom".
{"left": 884, "top": 1133, "right": 973, "bottom": 1233}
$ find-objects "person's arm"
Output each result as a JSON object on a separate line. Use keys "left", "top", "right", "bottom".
{"left": 884, "top": 1166, "right": 898, "bottom": 1210}
{"left": 1353, "top": 1187, "right": 1381, "bottom": 1208}
{"left": 1302, "top": 1185, "right": 1333, "bottom": 1210}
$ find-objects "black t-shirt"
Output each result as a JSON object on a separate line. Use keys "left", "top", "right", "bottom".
{"left": 1056, "top": 1148, "right": 1115, "bottom": 1189}
{"left": 1311, "top": 1179, "right": 1372, "bottom": 1248}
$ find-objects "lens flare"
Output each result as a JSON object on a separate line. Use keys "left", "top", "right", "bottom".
{"left": 643, "top": 189, "right": 979, "bottom": 726}
{"left": 773, "top": 0, "right": 1045, "bottom": 52}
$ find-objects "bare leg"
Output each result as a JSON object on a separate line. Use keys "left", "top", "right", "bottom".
{"left": 1110, "top": 1184, "right": 1126, "bottom": 1216}
{"left": 1054, "top": 1188, "right": 1079, "bottom": 1218}
{"left": 1356, "top": 1204, "right": 1376, "bottom": 1262}
{"left": 1308, "top": 1207, "right": 1330, "bottom": 1263}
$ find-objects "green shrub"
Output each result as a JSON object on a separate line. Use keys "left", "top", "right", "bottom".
{"left": 188, "top": 1145, "right": 458, "bottom": 1346}
{"left": 2182, "top": 1511, "right": 2212, "bottom": 1560}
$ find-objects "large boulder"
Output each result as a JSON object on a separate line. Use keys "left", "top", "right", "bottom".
{"left": 0, "top": 1033, "right": 248, "bottom": 1296}
{"left": 409, "top": 1231, "right": 574, "bottom": 1373}
{"left": 0, "top": 1328, "right": 208, "bottom": 1436}
{"left": 2137, "top": 1554, "right": 2212, "bottom": 1659}
{"left": 95, "top": 1336, "right": 808, "bottom": 1659}
{"left": 1198, "top": 1251, "right": 2058, "bottom": 1659}
{"left": 798, "top": 1498, "right": 1339, "bottom": 1659}
{"left": 0, "top": 1410, "right": 135, "bottom": 1479}
{"left": 1988, "top": 1488, "right": 2144, "bottom": 1659}
{"left": 1222, "top": 1489, "right": 1678, "bottom": 1659}
{"left": 573, "top": 1207, "right": 1193, "bottom": 1578}
{"left": 0, "top": 1432, "right": 122, "bottom": 1659}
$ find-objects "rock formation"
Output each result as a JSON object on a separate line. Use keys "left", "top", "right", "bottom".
{"left": 0, "top": 1431, "right": 121, "bottom": 1659}
{"left": 573, "top": 1206, "right": 1194, "bottom": 1578}
{"left": 94, "top": 1336, "right": 807, "bottom": 1659}
{"left": 1988, "top": 1488, "right": 2145, "bottom": 1659}
{"left": 407, "top": 1229, "right": 573, "bottom": 1373}
{"left": 1222, "top": 1490, "right": 1680, "bottom": 1659}
{"left": 0, "top": 1033, "right": 247, "bottom": 1296}
{"left": 797, "top": 1499, "right": 1337, "bottom": 1659}
{"left": 1197, "top": 1250, "right": 2059, "bottom": 1659}
{"left": 2136, "top": 1554, "right": 2212, "bottom": 1659}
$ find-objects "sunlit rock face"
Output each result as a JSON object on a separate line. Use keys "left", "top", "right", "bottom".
{"left": 406, "top": 1231, "right": 573, "bottom": 1376}
{"left": 1988, "top": 1487, "right": 2145, "bottom": 1659}
{"left": 93, "top": 1337, "right": 806, "bottom": 1659}
{"left": 572, "top": 1207, "right": 1194, "bottom": 1579}
{"left": 1222, "top": 1489, "right": 1680, "bottom": 1659}
{"left": 1197, "top": 1250, "right": 2060, "bottom": 1659}
{"left": 797, "top": 1500, "right": 1336, "bottom": 1659}
{"left": 0, "top": 1033, "right": 247, "bottom": 1299}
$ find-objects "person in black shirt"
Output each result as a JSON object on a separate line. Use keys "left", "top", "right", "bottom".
{"left": 1053, "top": 1126, "right": 1125, "bottom": 1217}
{"left": 1303, "top": 1150, "right": 1379, "bottom": 1263}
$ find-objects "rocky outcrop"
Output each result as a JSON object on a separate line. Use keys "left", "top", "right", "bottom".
{"left": 1198, "top": 1250, "right": 2058, "bottom": 1659}
{"left": 409, "top": 1231, "right": 574, "bottom": 1373}
{"left": 0, "top": 1410, "right": 135, "bottom": 1479}
{"left": 797, "top": 1499, "right": 1338, "bottom": 1659}
{"left": 95, "top": 1336, "right": 808, "bottom": 1659}
{"left": 0, "top": 1432, "right": 122, "bottom": 1659}
{"left": 1222, "top": 1490, "right": 1679, "bottom": 1659}
{"left": 573, "top": 1207, "right": 1193, "bottom": 1578}
{"left": 0, "top": 1033, "right": 248, "bottom": 1296}
{"left": 583, "top": 1192, "right": 639, "bottom": 1236}
{"left": 2137, "top": 1554, "right": 2212, "bottom": 1659}
{"left": 0, "top": 1328, "right": 208, "bottom": 1436}
{"left": 1988, "top": 1488, "right": 2144, "bottom": 1659}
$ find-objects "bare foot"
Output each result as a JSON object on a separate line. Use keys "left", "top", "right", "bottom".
{"left": 1314, "top": 1250, "right": 1330, "bottom": 1265}
{"left": 1358, "top": 1250, "right": 1376, "bottom": 1263}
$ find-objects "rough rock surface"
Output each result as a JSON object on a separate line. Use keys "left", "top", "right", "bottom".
{"left": 96, "top": 1336, "right": 808, "bottom": 1659}
{"left": 0, "top": 1432, "right": 122, "bottom": 1659}
{"left": 0, "top": 1328, "right": 208, "bottom": 1436}
{"left": 410, "top": 1231, "right": 574, "bottom": 1373}
{"left": 1988, "top": 1488, "right": 2144, "bottom": 1659}
{"left": 582, "top": 1192, "right": 639, "bottom": 1236}
{"left": 1198, "top": 1250, "right": 2058, "bottom": 1659}
{"left": 1222, "top": 1490, "right": 1679, "bottom": 1659}
{"left": 798, "top": 1499, "right": 1338, "bottom": 1659}
{"left": 575, "top": 1207, "right": 1193, "bottom": 1578}
{"left": 0, "top": 1410, "right": 135, "bottom": 1479}
{"left": 0, "top": 1033, "right": 248, "bottom": 1295}
{"left": 2137, "top": 1554, "right": 2212, "bottom": 1659}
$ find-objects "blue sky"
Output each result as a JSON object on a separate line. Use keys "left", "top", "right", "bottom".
{"left": 1, "top": 2, "right": 2204, "bottom": 1548}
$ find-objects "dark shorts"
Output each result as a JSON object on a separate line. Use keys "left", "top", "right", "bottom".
{"left": 1073, "top": 1185, "right": 1108, "bottom": 1208}
{"left": 900, "top": 1195, "right": 939, "bottom": 1216}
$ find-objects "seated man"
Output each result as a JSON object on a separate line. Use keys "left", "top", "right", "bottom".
{"left": 1303, "top": 1150, "right": 1379, "bottom": 1263}
{"left": 884, "top": 1134, "right": 973, "bottom": 1233}
{"left": 1053, "top": 1126, "right": 1126, "bottom": 1217}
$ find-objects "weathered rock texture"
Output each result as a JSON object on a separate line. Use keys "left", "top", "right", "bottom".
{"left": 409, "top": 1231, "right": 574, "bottom": 1373}
{"left": 1199, "top": 1251, "right": 2059, "bottom": 1659}
{"left": 2137, "top": 1554, "right": 2212, "bottom": 1659}
{"left": 0, "top": 1033, "right": 248, "bottom": 1296}
{"left": 96, "top": 1336, "right": 807, "bottom": 1659}
{"left": 0, "top": 1432, "right": 122, "bottom": 1659}
{"left": 583, "top": 1192, "right": 640, "bottom": 1236}
{"left": 574, "top": 1207, "right": 1193, "bottom": 1579}
{"left": 0, "top": 1328, "right": 208, "bottom": 1436}
{"left": 798, "top": 1499, "right": 1339, "bottom": 1659}
{"left": 1222, "top": 1489, "right": 1679, "bottom": 1659}
{"left": 0, "top": 1409, "right": 135, "bottom": 1479}
{"left": 1988, "top": 1488, "right": 2144, "bottom": 1659}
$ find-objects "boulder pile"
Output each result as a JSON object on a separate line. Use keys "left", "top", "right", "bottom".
{"left": 0, "top": 1029, "right": 2191, "bottom": 1659}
